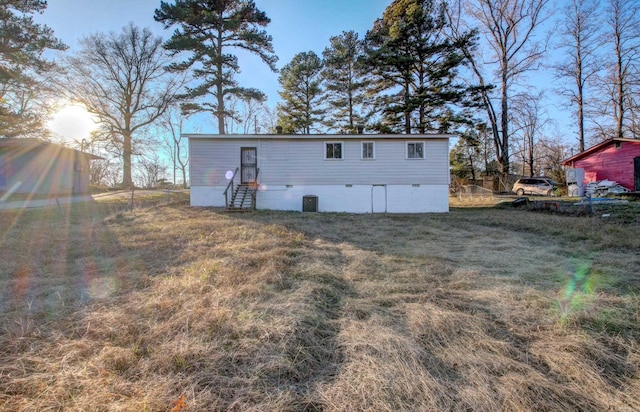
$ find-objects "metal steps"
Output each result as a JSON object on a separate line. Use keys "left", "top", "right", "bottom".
{"left": 227, "top": 184, "right": 256, "bottom": 212}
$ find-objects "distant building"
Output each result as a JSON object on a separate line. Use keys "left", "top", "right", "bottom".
{"left": 562, "top": 138, "right": 640, "bottom": 192}
{"left": 186, "top": 133, "right": 453, "bottom": 213}
{"left": 0, "top": 138, "right": 102, "bottom": 196}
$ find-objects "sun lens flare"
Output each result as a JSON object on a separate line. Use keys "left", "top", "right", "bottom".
{"left": 48, "top": 104, "right": 98, "bottom": 143}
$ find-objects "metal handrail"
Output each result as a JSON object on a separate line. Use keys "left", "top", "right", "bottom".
{"left": 251, "top": 168, "right": 260, "bottom": 210}
{"left": 223, "top": 167, "right": 239, "bottom": 208}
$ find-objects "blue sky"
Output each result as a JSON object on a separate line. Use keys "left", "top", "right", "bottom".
{"left": 37, "top": 0, "right": 391, "bottom": 108}
{"left": 38, "top": 0, "right": 574, "bottom": 146}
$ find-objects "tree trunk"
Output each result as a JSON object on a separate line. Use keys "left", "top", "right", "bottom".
{"left": 348, "top": 75, "right": 355, "bottom": 130}
{"left": 578, "top": 82, "right": 585, "bottom": 151}
{"left": 216, "top": 31, "right": 226, "bottom": 135}
{"left": 122, "top": 130, "right": 133, "bottom": 187}
{"left": 500, "top": 66, "right": 510, "bottom": 176}
{"left": 576, "top": 37, "right": 586, "bottom": 152}
{"left": 216, "top": 81, "right": 226, "bottom": 134}
{"left": 469, "top": 153, "right": 476, "bottom": 180}
{"left": 404, "top": 81, "right": 412, "bottom": 134}
{"left": 529, "top": 139, "right": 535, "bottom": 177}
{"left": 615, "top": 36, "right": 625, "bottom": 139}
{"left": 181, "top": 165, "right": 187, "bottom": 189}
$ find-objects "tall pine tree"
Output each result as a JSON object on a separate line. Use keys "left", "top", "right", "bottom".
{"left": 277, "top": 51, "right": 325, "bottom": 134}
{"left": 0, "top": 0, "right": 66, "bottom": 137}
{"left": 321, "top": 31, "right": 369, "bottom": 133}
{"left": 155, "top": 0, "right": 277, "bottom": 134}
{"left": 364, "top": 0, "right": 474, "bottom": 134}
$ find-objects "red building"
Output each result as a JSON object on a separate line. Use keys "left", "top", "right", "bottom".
{"left": 562, "top": 138, "right": 640, "bottom": 192}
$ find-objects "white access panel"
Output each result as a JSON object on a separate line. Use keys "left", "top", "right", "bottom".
{"left": 372, "top": 185, "right": 387, "bottom": 213}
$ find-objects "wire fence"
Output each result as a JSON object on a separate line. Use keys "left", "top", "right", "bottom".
{"left": 451, "top": 185, "right": 496, "bottom": 200}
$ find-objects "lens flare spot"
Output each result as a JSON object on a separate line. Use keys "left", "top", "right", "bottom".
{"left": 12, "top": 264, "right": 33, "bottom": 300}
{"left": 225, "top": 170, "right": 234, "bottom": 180}
{"left": 86, "top": 277, "right": 118, "bottom": 299}
{"left": 557, "top": 259, "right": 597, "bottom": 323}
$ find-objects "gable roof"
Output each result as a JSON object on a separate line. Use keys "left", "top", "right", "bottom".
{"left": 562, "top": 138, "right": 640, "bottom": 165}
{"left": 0, "top": 138, "right": 103, "bottom": 160}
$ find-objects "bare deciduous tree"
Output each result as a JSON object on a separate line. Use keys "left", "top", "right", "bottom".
{"left": 555, "top": 0, "right": 602, "bottom": 152}
{"left": 64, "top": 23, "right": 184, "bottom": 187}
{"left": 535, "top": 137, "right": 568, "bottom": 184}
{"left": 225, "top": 95, "right": 269, "bottom": 134}
{"left": 159, "top": 104, "right": 189, "bottom": 188}
{"left": 599, "top": 0, "right": 640, "bottom": 139}
{"left": 447, "top": 0, "right": 551, "bottom": 176}
{"left": 89, "top": 156, "right": 120, "bottom": 188}
{"left": 135, "top": 154, "right": 167, "bottom": 189}
{"left": 511, "top": 92, "right": 549, "bottom": 177}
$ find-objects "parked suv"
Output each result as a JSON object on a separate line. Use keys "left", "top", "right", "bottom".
{"left": 512, "top": 177, "right": 556, "bottom": 196}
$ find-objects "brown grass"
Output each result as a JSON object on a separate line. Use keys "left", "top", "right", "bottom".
{"left": 0, "top": 197, "right": 639, "bottom": 411}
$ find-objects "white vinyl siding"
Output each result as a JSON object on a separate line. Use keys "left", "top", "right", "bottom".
{"left": 189, "top": 138, "right": 259, "bottom": 186}
{"left": 189, "top": 136, "right": 450, "bottom": 187}
{"left": 266, "top": 141, "right": 288, "bottom": 160}
{"left": 259, "top": 139, "right": 448, "bottom": 185}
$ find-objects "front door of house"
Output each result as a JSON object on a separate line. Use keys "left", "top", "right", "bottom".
{"left": 634, "top": 157, "right": 640, "bottom": 192}
{"left": 241, "top": 147, "right": 257, "bottom": 184}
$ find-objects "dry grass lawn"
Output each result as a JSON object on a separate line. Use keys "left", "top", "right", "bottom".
{"left": 0, "top": 196, "right": 639, "bottom": 411}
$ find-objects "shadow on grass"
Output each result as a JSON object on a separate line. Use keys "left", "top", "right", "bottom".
{"left": 0, "top": 194, "right": 190, "bottom": 321}
{"left": 1, "top": 203, "right": 638, "bottom": 410}
{"left": 222, "top": 207, "right": 639, "bottom": 409}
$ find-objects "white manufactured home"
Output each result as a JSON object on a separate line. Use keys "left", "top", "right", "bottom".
{"left": 186, "top": 133, "right": 452, "bottom": 213}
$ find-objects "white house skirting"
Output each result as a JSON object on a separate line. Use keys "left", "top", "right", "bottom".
{"left": 190, "top": 184, "right": 449, "bottom": 213}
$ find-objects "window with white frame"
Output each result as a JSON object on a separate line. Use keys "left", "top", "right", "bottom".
{"left": 407, "top": 141, "right": 425, "bottom": 159}
{"left": 361, "top": 141, "right": 375, "bottom": 159}
{"left": 325, "top": 142, "right": 343, "bottom": 159}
